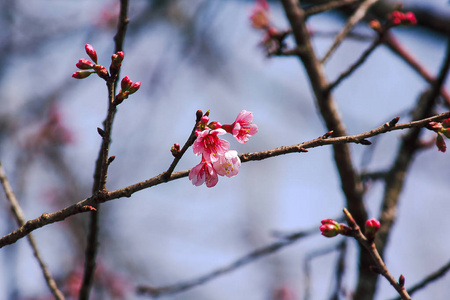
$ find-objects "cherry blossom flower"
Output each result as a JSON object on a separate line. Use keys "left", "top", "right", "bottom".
{"left": 213, "top": 150, "right": 241, "bottom": 177}
{"left": 189, "top": 158, "right": 219, "bottom": 188}
{"left": 223, "top": 110, "right": 258, "bottom": 143}
{"left": 193, "top": 129, "right": 230, "bottom": 162}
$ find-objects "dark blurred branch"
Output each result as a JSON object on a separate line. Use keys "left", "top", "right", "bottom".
{"left": 391, "top": 259, "right": 450, "bottom": 300}
{"left": 0, "top": 161, "right": 65, "bottom": 300}
{"left": 320, "top": 0, "right": 381, "bottom": 63}
{"left": 136, "top": 225, "right": 317, "bottom": 297}
{"left": 383, "top": 32, "right": 450, "bottom": 106}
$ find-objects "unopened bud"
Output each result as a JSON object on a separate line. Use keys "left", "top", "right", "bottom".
{"left": 398, "top": 274, "right": 405, "bottom": 287}
{"left": 128, "top": 82, "right": 141, "bottom": 94}
{"left": 208, "top": 121, "right": 222, "bottom": 130}
{"left": 97, "top": 127, "right": 105, "bottom": 137}
{"left": 85, "top": 44, "right": 98, "bottom": 64}
{"left": 196, "top": 110, "right": 203, "bottom": 121}
{"left": 365, "top": 218, "right": 381, "bottom": 240}
{"left": 93, "top": 65, "right": 109, "bottom": 80}
{"left": 369, "top": 19, "right": 381, "bottom": 31}
{"left": 76, "top": 59, "right": 94, "bottom": 70}
{"left": 108, "top": 155, "right": 116, "bottom": 165}
{"left": 72, "top": 70, "right": 93, "bottom": 79}
{"left": 170, "top": 143, "right": 181, "bottom": 157}
{"left": 320, "top": 219, "right": 340, "bottom": 238}
{"left": 121, "top": 76, "right": 133, "bottom": 91}
{"left": 436, "top": 133, "right": 446, "bottom": 153}
{"left": 112, "top": 51, "right": 124, "bottom": 63}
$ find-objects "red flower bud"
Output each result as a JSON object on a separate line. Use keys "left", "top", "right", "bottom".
{"left": 121, "top": 76, "right": 133, "bottom": 91}
{"left": 208, "top": 121, "right": 222, "bottom": 130}
{"left": 320, "top": 219, "right": 340, "bottom": 238}
{"left": 404, "top": 12, "right": 417, "bottom": 25}
{"left": 128, "top": 82, "right": 141, "bottom": 94}
{"left": 76, "top": 59, "right": 94, "bottom": 70}
{"left": 85, "top": 44, "right": 98, "bottom": 64}
{"left": 93, "top": 64, "right": 109, "bottom": 80}
{"left": 365, "top": 218, "right": 381, "bottom": 240}
{"left": 72, "top": 70, "right": 93, "bottom": 79}
{"left": 442, "top": 118, "right": 450, "bottom": 128}
{"left": 112, "top": 51, "right": 125, "bottom": 63}
{"left": 170, "top": 143, "right": 181, "bottom": 157}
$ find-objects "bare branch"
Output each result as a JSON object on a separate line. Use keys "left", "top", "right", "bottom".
{"left": 0, "top": 111, "right": 448, "bottom": 249}
{"left": 0, "top": 161, "right": 65, "bottom": 300}
{"left": 320, "top": 0, "right": 381, "bottom": 63}
{"left": 304, "top": 0, "right": 358, "bottom": 17}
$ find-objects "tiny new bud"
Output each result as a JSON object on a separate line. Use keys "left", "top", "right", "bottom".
{"left": 85, "top": 44, "right": 98, "bottom": 64}
{"left": 108, "top": 155, "right": 116, "bottom": 165}
{"left": 369, "top": 20, "right": 381, "bottom": 31}
{"left": 170, "top": 143, "right": 181, "bottom": 157}
{"left": 121, "top": 76, "right": 133, "bottom": 91}
{"left": 365, "top": 218, "right": 381, "bottom": 240}
{"left": 436, "top": 133, "right": 446, "bottom": 153}
{"left": 398, "top": 274, "right": 405, "bottom": 287}
{"left": 128, "top": 82, "right": 141, "bottom": 94}
{"left": 201, "top": 115, "right": 209, "bottom": 125}
{"left": 388, "top": 116, "right": 400, "bottom": 127}
{"left": 76, "top": 59, "right": 94, "bottom": 70}
{"left": 97, "top": 127, "right": 105, "bottom": 137}
{"left": 360, "top": 139, "right": 372, "bottom": 145}
{"left": 404, "top": 12, "right": 417, "bottom": 25}
{"left": 72, "top": 70, "right": 93, "bottom": 79}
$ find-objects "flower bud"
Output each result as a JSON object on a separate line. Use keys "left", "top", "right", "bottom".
{"left": 442, "top": 118, "right": 450, "bottom": 128}
{"left": 404, "top": 12, "right": 417, "bottom": 25}
{"left": 76, "top": 59, "right": 94, "bottom": 70}
{"left": 398, "top": 274, "right": 405, "bottom": 288}
{"left": 85, "top": 44, "right": 98, "bottom": 64}
{"left": 121, "top": 76, "right": 133, "bottom": 91}
{"left": 72, "top": 70, "right": 93, "bottom": 79}
{"left": 436, "top": 133, "right": 446, "bottom": 153}
{"left": 365, "top": 218, "right": 381, "bottom": 240}
{"left": 320, "top": 219, "right": 340, "bottom": 238}
{"left": 369, "top": 20, "right": 381, "bottom": 31}
{"left": 112, "top": 51, "right": 125, "bottom": 63}
{"left": 128, "top": 82, "right": 141, "bottom": 94}
{"left": 171, "top": 143, "right": 181, "bottom": 157}
{"left": 208, "top": 121, "right": 222, "bottom": 130}
{"left": 93, "top": 64, "right": 109, "bottom": 80}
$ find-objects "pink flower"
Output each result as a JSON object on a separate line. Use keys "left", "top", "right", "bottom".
{"left": 189, "top": 158, "right": 219, "bottom": 188}
{"left": 228, "top": 110, "right": 258, "bottom": 143}
{"left": 213, "top": 150, "right": 241, "bottom": 177}
{"left": 193, "top": 129, "right": 230, "bottom": 162}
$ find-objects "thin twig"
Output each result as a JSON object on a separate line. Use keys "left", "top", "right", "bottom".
{"left": 136, "top": 225, "right": 317, "bottom": 297}
{"left": 343, "top": 209, "right": 412, "bottom": 300}
{"left": 0, "top": 161, "right": 65, "bottom": 300}
{"left": 304, "top": 0, "right": 358, "bottom": 17}
{"left": 327, "top": 33, "right": 383, "bottom": 91}
{"left": 320, "top": 0, "right": 381, "bottom": 63}
{"left": 79, "top": 1, "right": 130, "bottom": 299}
{"left": 0, "top": 111, "right": 449, "bottom": 249}
{"left": 390, "top": 259, "right": 450, "bottom": 300}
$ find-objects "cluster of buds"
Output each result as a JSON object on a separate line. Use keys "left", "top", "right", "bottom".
{"left": 369, "top": 10, "right": 417, "bottom": 33}
{"left": 388, "top": 11, "right": 417, "bottom": 26}
{"left": 250, "top": 0, "right": 287, "bottom": 55}
{"left": 320, "top": 218, "right": 381, "bottom": 240}
{"left": 427, "top": 118, "right": 450, "bottom": 152}
{"left": 72, "top": 44, "right": 126, "bottom": 80}
{"left": 114, "top": 76, "right": 141, "bottom": 105}
{"left": 189, "top": 110, "right": 258, "bottom": 188}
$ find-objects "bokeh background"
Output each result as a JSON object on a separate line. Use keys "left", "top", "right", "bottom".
{"left": 0, "top": 0, "right": 449, "bottom": 299}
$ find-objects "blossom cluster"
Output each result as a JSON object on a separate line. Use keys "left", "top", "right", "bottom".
{"left": 427, "top": 118, "right": 450, "bottom": 152}
{"left": 189, "top": 110, "right": 258, "bottom": 188}
{"left": 388, "top": 11, "right": 417, "bottom": 26}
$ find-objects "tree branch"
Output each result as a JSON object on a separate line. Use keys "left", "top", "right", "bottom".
{"left": 0, "top": 161, "right": 65, "bottom": 300}
{"left": 0, "top": 111, "right": 448, "bottom": 249}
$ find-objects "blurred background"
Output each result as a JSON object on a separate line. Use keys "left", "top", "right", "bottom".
{"left": 0, "top": 0, "right": 449, "bottom": 299}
